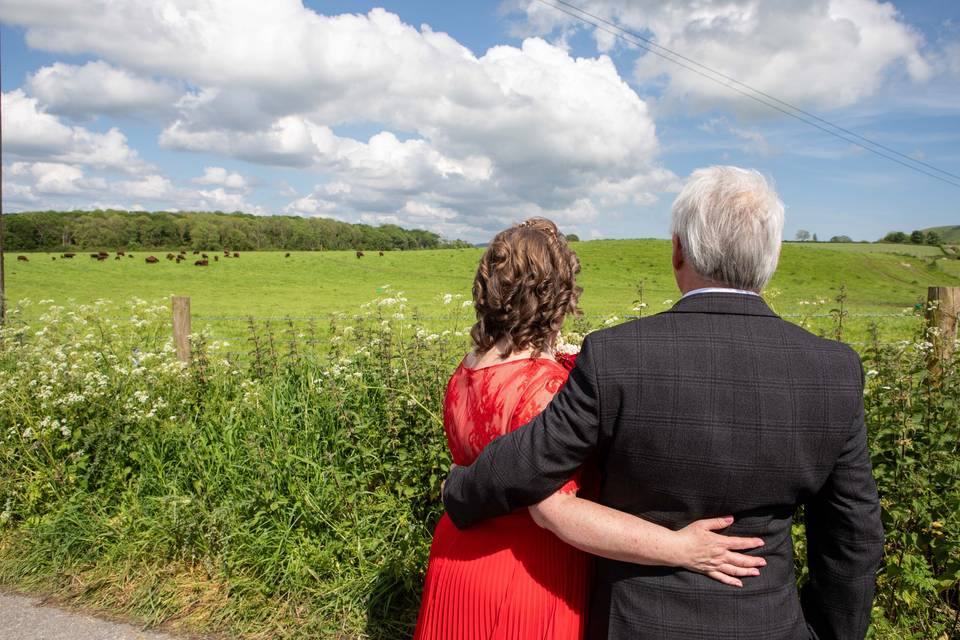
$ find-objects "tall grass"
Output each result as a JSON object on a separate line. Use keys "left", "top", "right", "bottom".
{"left": 0, "top": 294, "right": 957, "bottom": 639}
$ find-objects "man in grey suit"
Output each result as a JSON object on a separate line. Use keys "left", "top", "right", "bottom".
{"left": 443, "top": 166, "right": 884, "bottom": 639}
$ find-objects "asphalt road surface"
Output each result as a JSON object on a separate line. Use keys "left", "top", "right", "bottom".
{"left": 0, "top": 592, "right": 184, "bottom": 640}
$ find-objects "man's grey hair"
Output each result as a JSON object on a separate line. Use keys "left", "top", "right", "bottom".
{"left": 670, "top": 166, "right": 784, "bottom": 291}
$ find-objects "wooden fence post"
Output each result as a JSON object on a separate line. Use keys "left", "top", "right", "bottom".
{"left": 172, "top": 295, "right": 191, "bottom": 363}
{"left": 926, "top": 287, "right": 959, "bottom": 375}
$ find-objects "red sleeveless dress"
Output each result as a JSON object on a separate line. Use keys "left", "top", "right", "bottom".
{"left": 414, "top": 357, "right": 588, "bottom": 640}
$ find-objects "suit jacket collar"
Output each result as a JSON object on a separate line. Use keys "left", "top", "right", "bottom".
{"left": 665, "top": 292, "right": 779, "bottom": 317}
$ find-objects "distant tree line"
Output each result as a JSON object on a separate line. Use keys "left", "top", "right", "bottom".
{"left": 795, "top": 230, "right": 848, "bottom": 242}
{"left": 794, "top": 231, "right": 854, "bottom": 243}
{"left": 3, "top": 210, "right": 473, "bottom": 252}
{"left": 793, "top": 228, "right": 946, "bottom": 245}
{"left": 882, "top": 229, "right": 942, "bottom": 246}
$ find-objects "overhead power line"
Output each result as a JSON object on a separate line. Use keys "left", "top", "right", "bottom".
{"left": 534, "top": 0, "right": 960, "bottom": 189}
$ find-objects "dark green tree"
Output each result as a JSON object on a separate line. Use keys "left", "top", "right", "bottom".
{"left": 882, "top": 231, "right": 908, "bottom": 243}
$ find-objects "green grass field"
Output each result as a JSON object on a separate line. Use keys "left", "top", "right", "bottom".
{"left": 800, "top": 241, "right": 946, "bottom": 256}
{"left": 6, "top": 240, "right": 960, "bottom": 342}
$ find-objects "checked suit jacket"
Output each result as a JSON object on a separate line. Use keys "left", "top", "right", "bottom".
{"left": 443, "top": 292, "right": 884, "bottom": 640}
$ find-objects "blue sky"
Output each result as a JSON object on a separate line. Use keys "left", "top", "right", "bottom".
{"left": 2, "top": 0, "right": 958, "bottom": 242}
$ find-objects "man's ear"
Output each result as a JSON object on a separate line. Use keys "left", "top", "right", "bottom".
{"left": 672, "top": 234, "right": 684, "bottom": 271}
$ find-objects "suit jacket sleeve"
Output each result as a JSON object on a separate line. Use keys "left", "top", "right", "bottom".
{"left": 442, "top": 333, "right": 602, "bottom": 530}
{"left": 801, "top": 357, "right": 885, "bottom": 639}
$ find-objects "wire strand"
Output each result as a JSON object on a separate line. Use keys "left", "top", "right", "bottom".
{"left": 534, "top": 0, "right": 960, "bottom": 189}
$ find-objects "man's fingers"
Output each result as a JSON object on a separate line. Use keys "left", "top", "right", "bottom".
{"left": 723, "top": 536, "right": 765, "bottom": 551}
{"left": 715, "top": 563, "right": 761, "bottom": 578}
{"left": 706, "top": 571, "right": 743, "bottom": 588}
{"left": 724, "top": 552, "right": 767, "bottom": 568}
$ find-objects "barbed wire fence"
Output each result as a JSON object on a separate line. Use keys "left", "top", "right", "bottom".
{"left": 187, "top": 308, "right": 929, "bottom": 364}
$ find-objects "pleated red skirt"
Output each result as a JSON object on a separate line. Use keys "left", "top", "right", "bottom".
{"left": 413, "top": 510, "right": 589, "bottom": 640}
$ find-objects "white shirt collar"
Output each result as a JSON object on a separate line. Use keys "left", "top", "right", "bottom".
{"left": 680, "top": 287, "right": 760, "bottom": 300}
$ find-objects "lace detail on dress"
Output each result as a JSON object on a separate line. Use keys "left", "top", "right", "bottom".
{"left": 443, "top": 357, "right": 580, "bottom": 493}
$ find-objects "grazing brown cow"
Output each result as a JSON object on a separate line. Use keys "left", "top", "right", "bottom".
{"left": 97, "top": 251, "right": 109, "bottom": 258}
{"left": 195, "top": 259, "right": 209, "bottom": 266}
{"left": 117, "top": 251, "right": 125, "bottom": 256}
{"left": 145, "top": 256, "right": 159, "bottom": 263}
{"left": 356, "top": 251, "right": 365, "bottom": 259}
{"left": 17, "top": 255, "right": 29, "bottom": 262}
{"left": 233, "top": 252, "right": 240, "bottom": 258}
{"left": 166, "top": 253, "right": 175, "bottom": 260}
{"left": 62, "top": 253, "right": 75, "bottom": 258}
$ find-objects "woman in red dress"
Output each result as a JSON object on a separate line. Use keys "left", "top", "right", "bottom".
{"left": 414, "top": 219, "right": 766, "bottom": 640}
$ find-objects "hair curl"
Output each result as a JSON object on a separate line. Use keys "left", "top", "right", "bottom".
{"left": 470, "top": 217, "right": 582, "bottom": 359}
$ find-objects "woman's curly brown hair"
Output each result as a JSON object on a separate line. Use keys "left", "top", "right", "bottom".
{"left": 470, "top": 217, "right": 582, "bottom": 359}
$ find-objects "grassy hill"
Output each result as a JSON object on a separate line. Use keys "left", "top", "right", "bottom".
{"left": 807, "top": 241, "right": 945, "bottom": 256}
{"left": 923, "top": 225, "right": 960, "bottom": 244}
{"left": 6, "top": 240, "right": 959, "bottom": 342}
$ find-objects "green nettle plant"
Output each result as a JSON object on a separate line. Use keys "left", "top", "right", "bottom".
{"left": 0, "top": 296, "right": 957, "bottom": 639}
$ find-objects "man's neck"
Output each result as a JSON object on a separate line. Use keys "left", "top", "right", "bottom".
{"left": 678, "top": 279, "right": 754, "bottom": 296}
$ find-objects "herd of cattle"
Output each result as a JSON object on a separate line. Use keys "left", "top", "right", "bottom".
{"left": 15, "top": 249, "right": 243, "bottom": 265}
{"left": 16, "top": 249, "right": 388, "bottom": 263}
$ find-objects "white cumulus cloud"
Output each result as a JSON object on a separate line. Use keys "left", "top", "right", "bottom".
{"left": 2, "top": 89, "right": 150, "bottom": 172}
{"left": 510, "top": 0, "right": 932, "bottom": 112}
{"left": 192, "top": 166, "right": 249, "bottom": 190}
{"left": 26, "top": 60, "right": 180, "bottom": 119}
{"left": 4, "top": 164, "right": 263, "bottom": 214}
